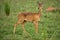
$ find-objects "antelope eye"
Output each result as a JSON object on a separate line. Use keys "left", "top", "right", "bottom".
{"left": 38, "top": 8, "right": 39, "bottom": 9}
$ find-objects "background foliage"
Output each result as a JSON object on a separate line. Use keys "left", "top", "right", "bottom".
{"left": 0, "top": 0, "right": 60, "bottom": 40}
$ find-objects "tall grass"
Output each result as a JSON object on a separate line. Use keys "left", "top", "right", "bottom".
{"left": 4, "top": 3, "right": 10, "bottom": 16}
{"left": 0, "top": 0, "right": 60, "bottom": 40}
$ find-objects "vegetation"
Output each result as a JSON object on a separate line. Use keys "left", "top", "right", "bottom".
{"left": 4, "top": 3, "right": 10, "bottom": 16}
{"left": 0, "top": 0, "right": 60, "bottom": 40}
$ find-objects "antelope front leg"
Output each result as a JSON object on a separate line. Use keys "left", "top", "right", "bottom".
{"left": 33, "top": 21, "right": 38, "bottom": 34}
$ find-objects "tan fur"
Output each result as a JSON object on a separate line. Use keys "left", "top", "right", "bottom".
{"left": 13, "top": 2, "right": 42, "bottom": 34}
{"left": 46, "top": 7, "right": 56, "bottom": 12}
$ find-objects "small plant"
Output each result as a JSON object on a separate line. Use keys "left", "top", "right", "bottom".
{"left": 4, "top": 3, "right": 10, "bottom": 16}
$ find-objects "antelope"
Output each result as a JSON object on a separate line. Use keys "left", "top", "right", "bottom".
{"left": 46, "top": 6, "right": 57, "bottom": 12}
{"left": 13, "top": 2, "right": 42, "bottom": 34}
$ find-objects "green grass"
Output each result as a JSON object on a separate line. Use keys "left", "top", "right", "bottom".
{"left": 0, "top": 0, "right": 60, "bottom": 40}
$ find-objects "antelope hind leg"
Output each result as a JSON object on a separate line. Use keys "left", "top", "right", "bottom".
{"left": 13, "top": 20, "right": 23, "bottom": 34}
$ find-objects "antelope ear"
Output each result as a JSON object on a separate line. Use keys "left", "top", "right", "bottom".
{"left": 37, "top": 1, "right": 39, "bottom": 4}
{"left": 37, "top": 1, "right": 42, "bottom": 6}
